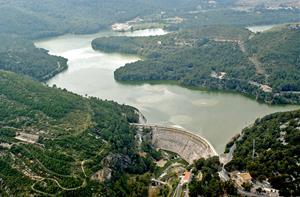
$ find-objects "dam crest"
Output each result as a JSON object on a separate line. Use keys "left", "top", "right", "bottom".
{"left": 133, "top": 124, "right": 218, "bottom": 164}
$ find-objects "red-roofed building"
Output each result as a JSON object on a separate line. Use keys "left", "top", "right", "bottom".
{"left": 181, "top": 171, "right": 192, "bottom": 185}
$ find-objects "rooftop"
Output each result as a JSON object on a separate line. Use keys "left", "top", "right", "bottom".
{"left": 183, "top": 171, "right": 191, "bottom": 182}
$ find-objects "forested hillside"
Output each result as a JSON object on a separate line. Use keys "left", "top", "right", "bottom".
{"left": 0, "top": 0, "right": 217, "bottom": 39}
{"left": 0, "top": 34, "right": 67, "bottom": 81}
{"left": 1, "top": 0, "right": 299, "bottom": 39}
{"left": 225, "top": 109, "right": 300, "bottom": 196}
{"left": 0, "top": 1, "right": 299, "bottom": 196}
{"left": 92, "top": 25, "right": 251, "bottom": 56}
{"left": 245, "top": 25, "right": 300, "bottom": 92}
{"left": 92, "top": 25, "right": 300, "bottom": 104}
{"left": 0, "top": 71, "right": 157, "bottom": 196}
{"left": 170, "top": 9, "right": 300, "bottom": 31}
{"left": 0, "top": 0, "right": 299, "bottom": 83}
{"left": 189, "top": 157, "right": 237, "bottom": 196}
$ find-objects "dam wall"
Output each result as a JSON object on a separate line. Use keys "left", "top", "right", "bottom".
{"left": 133, "top": 124, "right": 218, "bottom": 164}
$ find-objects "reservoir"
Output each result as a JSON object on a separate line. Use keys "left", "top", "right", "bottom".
{"left": 35, "top": 29, "right": 299, "bottom": 153}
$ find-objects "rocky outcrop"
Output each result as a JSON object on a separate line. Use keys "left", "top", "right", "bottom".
{"left": 91, "top": 167, "right": 112, "bottom": 182}
{"left": 102, "top": 153, "right": 131, "bottom": 170}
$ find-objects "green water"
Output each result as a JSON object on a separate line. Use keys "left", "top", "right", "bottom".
{"left": 35, "top": 29, "right": 299, "bottom": 153}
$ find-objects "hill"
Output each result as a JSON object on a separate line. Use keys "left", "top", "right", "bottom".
{"left": 92, "top": 25, "right": 300, "bottom": 104}
{"left": 1, "top": 1, "right": 299, "bottom": 39}
{"left": 245, "top": 24, "right": 300, "bottom": 92}
{"left": 225, "top": 109, "right": 300, "bottom": 196}
{"left": 0, "top": 0, "right": 220, "bottom": 39}
{"left": 92, "top": 25, "right": 251, "bottom": 56}
{"left": 1, "top": 1, "right": 299, "bottom": 83}
{"left": 0, "top": 70, "right": 157, "bottom": 196}
{"left": 0, "top": 34, "right": 67, "bottom": 81}
{"left": 171, "top": 8, "right": 300, "bottom": 31}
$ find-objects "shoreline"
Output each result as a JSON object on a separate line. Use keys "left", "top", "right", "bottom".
{"left": 40, "top": 27, "right": 300, "bottom": 106}
{"left": 116, "top": 78, "right": 300, "bottom": 106}
{"left": 37, "top": 28, "right": 300, "bottom": 157}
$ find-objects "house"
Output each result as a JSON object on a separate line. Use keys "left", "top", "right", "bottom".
{"left": 231, "top": 171, "right": 252, "bottom": 187}
{"left": 262, "top": 187, "right": 280, "bottom": 197}
{"left": 260, "top": 84, "right": 272, "bottom": 93}
{"left": 181, "top": 171, "right": 192, "bottom": 185}
{"left": 239, "top": 172, "right": 252, "bottom": 183}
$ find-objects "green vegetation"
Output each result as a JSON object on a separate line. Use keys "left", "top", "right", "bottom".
{"left": 92, "top": 25, "right": 300, "bottom": 104}
{"left": 0, "top": 1, "right": 298, "bottom": 85}
{"left": 225, "top": 109, "right": 300, "bottom": 196}
{"left": 0, "top": 1, "right": 299, "bottom": 196}
{"left": 92, "top": 25, "right": 251, "bottom": 56}
{"left": 1, "top": 1, "right": 299, "bottom": 39}
{"left": 0, "top": 70, "right": 156, "bottom": 196}
{"left": 169, "top": 8, "right": 300, "bottom": 31}
{"left": 0, "top": 159, "right": 33, "bottom": 195}
{"left": 0, "top": 1, "right": 298, "bottom": 84}
{"left": 245, "top": 25, "right": 300, "bottom": 92}
{"left": 0, "top": 0, "right": 207, "bottom": 82}
{"left": 0, "top": 34, "right": 67, "bottom": 81}
{"left": 0, "top": 0, "right": 218, "bottom": 39}
{"left": 189, "top": 156, "right": 237, "bottom": 196}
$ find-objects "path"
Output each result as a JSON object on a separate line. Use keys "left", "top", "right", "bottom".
{"left": 213, "top": 38, "right": 266, "bottom": 76}
{"left": 249, "top": 56, "right": 265, "bottom": 75}
{"left": 81, "top": 160, "right": 87, "bottom": 177}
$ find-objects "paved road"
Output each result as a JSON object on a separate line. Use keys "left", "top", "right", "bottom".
{"left": 173, "top": 182, "right": 183, "bottom": 197}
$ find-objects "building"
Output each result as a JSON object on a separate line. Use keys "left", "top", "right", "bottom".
{"left": 260, "top": 84, "right": 273, "bottom": 93}
{"left": 15, "top": 132, "right": 39, "bottom": 144}
{"left": 181, "top": 171, "right": 192, "bottom": 185}
{"left": 262, "top": 187, "right": 279, "bottom": 197}
{"left": 111, "top": 23, "right": 131, "bottom": 32}
{"left": 231, "top": 171, "right": 252, "bottom": 187}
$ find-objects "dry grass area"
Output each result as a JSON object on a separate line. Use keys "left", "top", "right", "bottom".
{"left": 155, "top": 159, "right": 168, "bottom": 168}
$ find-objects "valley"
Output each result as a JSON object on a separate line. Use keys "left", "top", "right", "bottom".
{"left": 0, "top": 0, "right": 299, "bottom": 196}
{"left": 35, "top": 28, "right": 299, "bottom": 153}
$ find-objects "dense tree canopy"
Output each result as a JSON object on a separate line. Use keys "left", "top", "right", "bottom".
{"left": 189, "top": 156, "right": 237, "bottom": 197}
{"left": 0, "top": 1, "right": 299, "bottom": 196}
{"left": 0, "top": 71, "right": 155, "bottom": 196}
{"left": 0, "top": 34, "right": 67, "bottom": 81}
{"left": 245, "top": 25, "right": 300, "bottom": 92}
{"left": 225, "top": 110, "right": 300, "bottom": 196}
{"left": 0, "top": 0, "right": 229, "bottom": 39}
{"left": 92, "top": 25, "right": 300, "bottom": 104}
{"left": 1, "top": 0, "right": 299, "bottom": 39}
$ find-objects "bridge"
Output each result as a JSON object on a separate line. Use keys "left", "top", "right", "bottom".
{"left": 133, "top": 124, "right": 218, "bottom": 164}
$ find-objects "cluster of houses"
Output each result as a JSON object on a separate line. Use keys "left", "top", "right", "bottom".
{"left": 111, "top": 17, "right": 144, "bottom": 32}
{"left": 231, "top": 171, "right": 280, "bottom": 197}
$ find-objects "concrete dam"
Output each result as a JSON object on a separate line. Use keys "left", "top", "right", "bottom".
{"left": 133, "top": 124, "right": 218, "bottom": 164}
